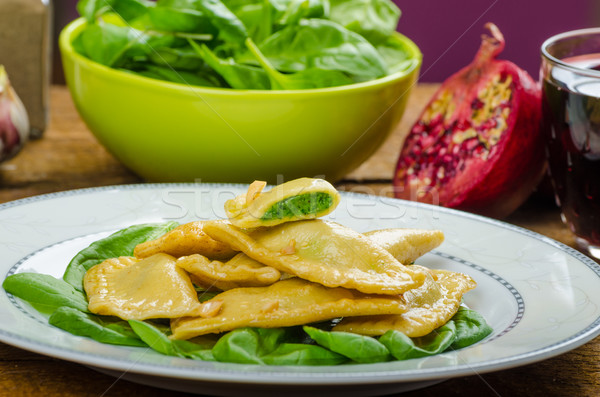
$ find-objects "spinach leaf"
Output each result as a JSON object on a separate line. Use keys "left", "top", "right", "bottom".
{"left": 276, "top": 0, "right": 329, "bottom": 26}
{"left": 450, "top": 306, "right": 493, "bottom": 349}
{"left": 245, "top": 37, "right": 354, "bottom": 89}
{"left": 329, "top": 0, "right": 400, "bottom": 44}
{"left": 303, "top": 326, "right": 391, "bottom": 363}
{"left": 76, "top": 22, "right": 138, "bottom": 67}
{"left": 194, "top": 0, "right": 248, "bottom": 45}
{"left": 224, "top": 0, "right": 328, "bottom": 41}
{"left": 380, "top": 321, "right": 457, "bottom": 360}
{"left": 108, "top": 0, "right": 151, "bottom": 22}
{"left": 211, "top": 327, "right": 288, "bottom": 364}
{"left": 148, "top": 1, "right": 218, "bottom": 35}
{"left": 49, "top": 306, "right": 147, "bottom": 346}
{"left": 189, "top": 40, "right": 270, "bottom": 89}
{"left": 77, "top": 0, "right": 118, "bottom": 22}
{"left": 77, "top": 0, "right": 150, "bottom": 23}
{"left": 74, "top": 0, "right": 415, "bottom": 90}
{"left": 76, "top": 22, "right": 177, "bottom": 68}
{"left": 2, "top": 273, "right": 89, "bottom": 313}
{"left": 129, "top": 319, "right": 215, "bottom": 360}
{"left": 227, "top": 1, "right": 272, "bottom": 44}
{"left": 262, "top": 343, "right": 348, "bottom": 365}
{"left": 375, "top": 35, "right": 417, "bottom": 74}
{"left": 63, "top": 221, "right": 179, "bottom": 291}
{"left": 146, "top": 45, "right": 205, "bottom": 70}
{"left": 245, "top": 19, "right": 387, "bottom": 81}
{"left": 211, "top": 327, "right": 346, "bottom": 365}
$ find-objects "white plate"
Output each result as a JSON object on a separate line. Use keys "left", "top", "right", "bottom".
{"left": 1, "top": 184, "right": 600, "bottom": 397}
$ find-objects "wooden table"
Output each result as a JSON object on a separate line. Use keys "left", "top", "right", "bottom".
{"left": 0, "top": 85, "right": 598, "bottom": 396}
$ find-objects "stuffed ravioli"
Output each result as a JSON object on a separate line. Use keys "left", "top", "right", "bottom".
{"left": 203, "top": 219, "right": 427, "bottom": 295}
{"left": 170, "top": 278, "right": 408, "bottom": 339}
{"left": 224, "top": 178, "right": 341, "bottom": 228}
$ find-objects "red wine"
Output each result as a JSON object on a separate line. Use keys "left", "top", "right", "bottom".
{"left": 542, "top": 54, "right": 600, "bottom": 246}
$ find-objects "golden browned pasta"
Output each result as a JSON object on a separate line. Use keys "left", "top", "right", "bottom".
{"left": 203, "top": 219, "right": 426, "bottom": 295}
{"left": 133, "top": 221, "right": 236, "bottom": 260}
{"left": 365, "top": 228, "right": 444, "bottom": 265}
{"left": 84, "top": 253, "right": 203, "bottom": 320}
{"left": 176, "top": 253, "right": 282, "bottom": 291}
{"left": 332, "top": 266, "right": 477, "bottom": 337}
{"left": 170, "top": 278, "right": 407, "bottom": 339}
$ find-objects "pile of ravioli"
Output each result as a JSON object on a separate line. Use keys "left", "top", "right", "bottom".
{"left": 84, "top": 178, "right": 477, "bottom": 342}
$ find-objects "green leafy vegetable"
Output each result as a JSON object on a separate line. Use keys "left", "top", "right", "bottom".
{"left": 380, "top": 322, "right": 457, "bottom": 360}
{"left": 76, "top": 22, "right": 139, "bottom": 67}
{"left": 211, "top": 327, "right": 288, "bottom": 364}
{"left": 303, "top": 326, "right": 391, "bottom": 363}
{"left": 77, "top": 0, "right": 147, "bottom": 22}
{"left": 49, "top": 306, "right": 147, "bottom": 346}
{"left": 379, "top": 306, "right": 493, "bottom": 360}
{"left": 63, "top": 221, "right": 179, "bottom": 291}
{"left": 261, "top": 342, "right": 348, "bottom": 365}
{"left": 75, "top": 22, "right": 178, "bottom": 68}
{"left": 245, "top": 37, "right": 354, "bottom": 89}
{"left": 2, "top": 273, "right": 89, "bottom": 313}
{"left": 376, "top": 36, "right": 418, "bottom": 74}
{"left": 211, "top": 327, "right": 347, "bottom": 365}
{"left": 194, "top": 0, "right": 248, "bottom": 44}
{"left": 189, "top": 39, "right": 270, "bottom": 89}
{"left": 148, "top": 1, "right": 218, "bottom": 35}
{"left": 450, "top": 306, "right": 494, "bottom": 349}
{"left": 129, "top": 320, "right": 215, "bottom": 360}
{"left": 276, "top": 0, "right": 329, "bottom": 26}
{"left": 329, "top": 0, "right": 401, "bottom": 44}
{"left": 72, "top": 0, "right": 414, "bottom": 89}
{"left": 247, "top": 19, "right": 387, "bottom": 80}
{"left": 146, "top": 46, "right": 205, "bottom": 70}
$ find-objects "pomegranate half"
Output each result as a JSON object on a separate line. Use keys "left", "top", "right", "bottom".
{"left": 393, "top": 23, "right": 545, "bottom": 218}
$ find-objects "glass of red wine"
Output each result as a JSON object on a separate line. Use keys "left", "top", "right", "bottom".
{"left": 541, "top": 29, "right": 600, "bottom": 260}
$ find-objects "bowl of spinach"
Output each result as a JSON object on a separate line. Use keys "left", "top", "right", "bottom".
{"left": 59, "top": 0, "right": 422, "bottom": 183}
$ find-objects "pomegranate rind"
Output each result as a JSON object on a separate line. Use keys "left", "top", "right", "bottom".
{"left": 393, "top": 24, "right": 545, "bottom": 218}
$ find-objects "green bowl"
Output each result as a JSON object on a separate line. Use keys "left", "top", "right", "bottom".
{"left": 59, "top": 18, "right": 421, "bottom": 183}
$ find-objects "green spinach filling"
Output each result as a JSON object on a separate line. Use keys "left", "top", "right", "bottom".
{"left": 261, "top": 192, "right": 334, "bottom": 221}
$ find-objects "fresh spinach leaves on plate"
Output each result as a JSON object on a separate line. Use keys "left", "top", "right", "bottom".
{"left": 2, "top": 222, "right": 492, "bottom": 366}
{"left": 72, "top": 0, "right": 416, "bottom": 89}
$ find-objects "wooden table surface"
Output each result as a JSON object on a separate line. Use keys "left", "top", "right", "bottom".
{"left": 0, "top": 85, "right": 598, "bottom": 397}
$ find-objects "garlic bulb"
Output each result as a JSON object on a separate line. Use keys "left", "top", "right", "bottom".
{"left": 0, "top": 65, "right": 29, "bottom": 162}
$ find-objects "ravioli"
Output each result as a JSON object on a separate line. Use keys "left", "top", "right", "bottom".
{"left": 133, "top": 221, "right": 236, "bottom": 260}
{"left": 224, "top": 178, "right": 341, "bottom": 228}
{"left": 203, "top": 219, "right": 426, "bottom": 295}
{"left": 84, "top": 253, "right": 203, "bottom": 320}
{"left": 176, "top": 253, "right": 282, "bottom": 291}
{"left": 365, "top": 228, "right": 444, "bottom": 265}
{"left": 170, "top": 278, "right": 408, "bottom": 339}
{"left": 332, "top": 266, "right": 477, "bottom": 337}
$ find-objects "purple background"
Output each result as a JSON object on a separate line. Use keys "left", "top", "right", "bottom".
{"left": 394, "top": 0, "right": 599, "bottom": 82}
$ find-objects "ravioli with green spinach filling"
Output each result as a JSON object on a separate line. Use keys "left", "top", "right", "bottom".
{"left": 224, "top": 178, "right": 341, "bottom": 228}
